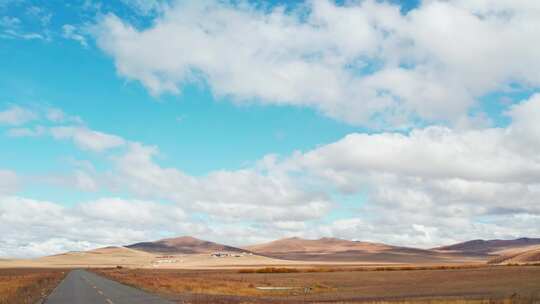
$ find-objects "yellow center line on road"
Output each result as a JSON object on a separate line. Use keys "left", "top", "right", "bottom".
{"left": 84, "top": 275, "right": 112, "bottom": 304}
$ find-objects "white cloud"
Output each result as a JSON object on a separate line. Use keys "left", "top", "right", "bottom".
{"left": 294, "top": 94, "right": 540, "bottom": 185}
{"left": 0, "top": 170, "right": 18, "bottom": 195}
{"left": 3, "top": 120, "right": 331, "bottom": 248}
{"left": 274, "top": 94, "right": 540, "bottom": 246}
{"left": 46, "top": 107, "right": 83, "bottom": 124}
{"left": 77, "top": 197, "right": 185, "bottom": 224}
{"left": 6, "top": 126, "right": 46, "bottom": 137}
{"left": 25, "top": 6, "right": 52, "bottom": 26}
{"left": 0, "top": 196, "right": 187, "bottom": 258}
{"left": 111, "top": 142, "right": 331, "bottom": 222}
{"left": 94, "top": 0, "right": 540, "bottom": 127}
{"left": 271, "top": 221, "right": 306, "bottom": 231}
{"left": 72, "top": 170, "right": 99, "bottom": 192}
{"left": 1, "top": 30, "right": 46, "bottom": 40}
{"left": 66, "top": 94, "right": 539, "bottom": 247}
{"left": 46, "top": 108, "right": 65, "bottom": 122}
{"left": 0, "top": 106, "right": 81, "bottom": 132}
{"left": 3, "top": 94, "right": 540, "bottom": 252}
{"left": 50, "top": 126, "right": 126, "bottom": 152}
{"left": 36, "top": 167, "right": 101, "bottom": 193}
{"left": 0, "top": 6, "right": 51, "bottom": 41}
{"left": 506, "top": 94, "right": 540, "bottom": 152}
{"left": 0, "top": 105, "right": 37, "bottom": 125}
{"left": 62, "top": 24, "right": 87, "bottom": 47}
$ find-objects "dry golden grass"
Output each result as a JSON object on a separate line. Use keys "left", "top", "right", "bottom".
{"left": 93, "top": 268, "right": 297, "bottom": 297}
{"left": 238, "top": 264, "right": 487, "bottom": 274}
{"left": 0, "top": 269, "right": 66, "bottom": 304}
{"left": 238, "top": 267, "right": 301, "bottom": 273}
{"left": 94, "top": 265, "right": 540, "bottom": 303}
{"left": 324, "top": 299, "right": 539, "bottom": 304}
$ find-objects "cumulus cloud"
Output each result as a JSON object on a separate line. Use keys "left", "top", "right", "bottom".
{"left": 3, "top": 94, "right": 540, "bottom": 253}
{"left": 2, "top": 109, "right": 331, "bottom": 233}
{"left": 46, "top": 94, "right": 539, "bottom": 247}
{"left": 0, "top": 196, "right": 187, "bottom": 257}
{"left": 506, "top": 94, "right": 540, "bottom": 152}
{"left": 94, "top": 0, "right": 540, "bottom": 127}
{"left": 279, "top": 94, "right": 540, "bottom": 246}
{"left": 111, "top": 142, "right": 332, "bottom": 222}
{"left": 296, "top": 126, "right": 540, "bottom": 186}
{"left": 294, "top": 94, "right": 540, "bottom": 184}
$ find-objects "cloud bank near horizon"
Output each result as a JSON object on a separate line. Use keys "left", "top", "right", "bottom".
{"left": 1, "top": 93, "right": 540, "bottom": 257}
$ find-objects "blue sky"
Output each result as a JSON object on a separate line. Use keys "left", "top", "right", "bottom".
{"left": 0, "top": 6, "right": 362, "bottom": 174}
{"left": 1, "top": 0, "right": 539, "bottom": 257}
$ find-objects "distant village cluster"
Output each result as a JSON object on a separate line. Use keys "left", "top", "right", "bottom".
{"left": 210, "top": 252, "right": 253, "bottom": 258}
{"left": 151, "top": 251, "right": 254, "bottom": 267}
{"left": 153, "top": 255, "right": 180, "bottom": 265}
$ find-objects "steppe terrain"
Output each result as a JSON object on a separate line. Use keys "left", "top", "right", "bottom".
{"left": 244, "top": 237, "right": 482, "bottom": 264}
{"left": 0, "top": 268, "right": 66, "bottom": 304}
{"left": 127, "top": 236, "right": 246, "bottom": 254}
{"left": 94, "top": 266, "right": 540, "bottom": 303}
{"left": 489, "top": 246, "right": 540, "bottom": 265}
{"left": 2, "top": 236, "right": 540, "bottom": 269}
{"left": 1, "top": 236, "right": 539, "bottom": 303}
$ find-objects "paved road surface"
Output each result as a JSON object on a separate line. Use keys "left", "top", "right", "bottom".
{"left": 45, "top": 269, "right": 173, "bottom": 304}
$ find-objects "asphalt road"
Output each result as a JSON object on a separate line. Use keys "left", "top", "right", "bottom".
{"left": 45, "top": 269, "right": 173, "bottom": 304}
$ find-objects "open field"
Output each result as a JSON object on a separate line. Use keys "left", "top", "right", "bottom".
{"left": 93, "top": 265, "right": 540, "bottom": 303}
{"left": 1, "top": 239, "right": 538, "bottom": 303}
{"left": 245, "top": 237, "right": 487, "bottom": 264}
{"left": 1, "top": 237, "right": 538, "bottom": 270}
{"left": 0, "top": 247, "right": 427, "bottom": 270}
{"left": 0, "top": 247, "right": 315, "bottom": 269}
{"left": 0, "top": 268, "right": 66, "bottom": 304}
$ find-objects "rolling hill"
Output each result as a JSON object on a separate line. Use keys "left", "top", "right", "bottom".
{"left": 434, "top": 237, "right": 540, "bottom": 255}
{"left": 244, "top": 237, "right": 476, "bottom": 263}
{"left": 3, "top": 236, "right": 539, "bottom": 268}
{"left": 0, "top": 246, "right": 157, "bottom": 268}
{"left": 126, "top": 236, "right": 246, "bottom": 254}
{"left": 488, "top": 246, "right": 540, "bottom": 264}
{"left": 245, "top": 237, "right": 393, "bottom": 254}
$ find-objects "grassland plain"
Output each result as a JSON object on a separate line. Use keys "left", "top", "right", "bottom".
{"left": 0, "top": 268, "right": 66, "bottom": 304}
{"left": 93, "top": 265, "right": 540, "bottom": 304}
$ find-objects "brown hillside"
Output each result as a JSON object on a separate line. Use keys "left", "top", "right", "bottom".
{"left": 244, "top": 237, "right": 472, "bottom": 263}
{"left": 126, "top": 236, "right": 245, "bottom": 254}
{"left": 245, "top": 237, "right": 393, "bottom": 254}
{"left": 488, "top": 246, "right": 540, "bottom": 264}
{"left": 435, "top": 237, "right": 540, "bottom": 255}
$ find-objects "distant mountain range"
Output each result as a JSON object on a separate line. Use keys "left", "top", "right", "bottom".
{"left": 124, "top": 235, "right": 540, "bottom": 264}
